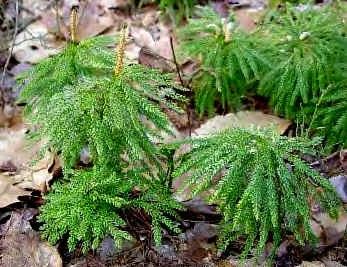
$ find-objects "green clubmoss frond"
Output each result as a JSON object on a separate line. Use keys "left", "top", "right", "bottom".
{"left": 258, "top": 5, "right": 347, "bottom": 119}
{"left": 18, "top": 35, "right": 115, "bottom": 115}
{"left": 173, "top": 127, "right": 340, "bottom": 258}
{"left": 179, "top": 6, "right": 270, "bottom": 115}
{"left": 39, "top": 166, "right": 182, "bottom": 252}
{"left": 157, "top": 0, "right": 197, "bottom": 24}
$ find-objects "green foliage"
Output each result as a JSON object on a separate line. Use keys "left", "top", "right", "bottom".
{"left": 268, "top": 0, "right": 313, "bottom": 9}
{"left": 179, "top": 6, "right": 270, "bottom": 116}
{"left": 20, "top": 34, "right": 184, "bottom": 252}
{"left": 258, "top": 5, "right": 347, "bottom": 119}
{"left": 25, "top": 65, "right": 183, "bottom": 170}
{"left": 173, "top": 128, "right": 340, "bottom": 258}
{"left": 18, "top": 36, "right": 114, "bottom": 115}
{"left": 39, "top": 166, "right": 182, "bottom": 252}
{"left": 309, "top": 78, "right": 347, "bottom": 149}
{"left": 157, "top": 0, "right": 198, "bottom": 24}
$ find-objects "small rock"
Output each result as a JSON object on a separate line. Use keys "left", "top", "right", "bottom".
{"left": 9, "top": 63, "right": 32, "bottom": 76}
{"left": 154, "top": 244, "right": 178, "bottom": 260}
{"left": 330, "top": 175, "right": 347, "bottom": 203}
{"left": 193, "top": 111, "right": 291, "bottom": 138}
{"left": 183, "top": 198, "right": 219, "bottom": 216}
{"left": 185, "top": 222, "right": 218, "bottom": 243}
{"left": 297, "top": 261, "right": 325, "bottom": 267}
{"left": 228, "top": 257, "right": 265, "bottom": 267}
{"left": 98, "top": 236, "right": 117, "bottom": 262}
{"left": 80, "top": 146, "right": 91, "bottom": 165}
{"left": 97, "top": 236, "right": 136, "bottom": 262}
{"left": 0, "top": 209, "right": 62, "bottom": 267}
{"left": 322, "top": 259, "right": 346, "bottom": 267}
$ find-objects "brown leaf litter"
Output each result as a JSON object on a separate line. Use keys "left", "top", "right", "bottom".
{"left": 0, "top": 209, "right": 62, "bottom": 267}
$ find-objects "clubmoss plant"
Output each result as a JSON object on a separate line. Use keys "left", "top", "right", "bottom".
{"left": 308, "top": 77, "right": 347, "bottom": 149}
{"left": 179, "top": 6, "right": 270, "bottom": 116}
{"left": 173, "top": 127, "right": 340, "bottom": 258}
{"left": 258, "top": 5, "right": 347, "bottom": 119}
{"left": 157, "top": 0, "right": 198, "bottom": 24}
{"left": 20, "top": 18, "right": 184, "bottom": 252}
{"left": 18, "top": 7, "right": 114, "bottom": 115}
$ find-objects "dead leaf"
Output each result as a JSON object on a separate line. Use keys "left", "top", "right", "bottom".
{"left": 193, "top": 111, "right": 291, "bottom": 137}
{"left": 0, "top": 160, "right": 17, "bottom": 172}
{"left": 0, "top": 125, "right": 60, "bottom": 193}
{"left": 14, "top": 151, "right": 61, "bottom": 193}
{"left": 41, "top": 0, "right": 115, "bottom": 41}
{"left": 0, "top": 175, "right": 31, "bottom": 208}
{"left": 139, "top": 47, "right": 175, "bottom": 72}
{"left": 311, "top": 150, "right": 347, "bottom": 176}
{"left": 235, "top": 9, "right": 263, "bottom": 32}
{"left": 12, "top": 21, "right": 63, "bottom": 64}
{"left": 0, "top": 126, "right": 41, "bottom": 171}
{"left": 311, "top": 209, "right": 347, "bottom": 247}
{"left": 131, "top": 23, "right": 173, "bottom": 59}
{"left": 21, "top": 0, "right": 53, "bottom": 18}
{"left": 0, "top": 209, "right": 62, "bottom": 267}
{"left": 0, "top": 104, "right": 22, "bottom": 128}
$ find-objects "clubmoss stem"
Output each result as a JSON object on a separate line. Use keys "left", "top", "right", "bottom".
{"left": 114, "top": 25, "right": 128, "bottom": 77}
{"left": 70, "top": 6, "right": 79, "bottom": 43}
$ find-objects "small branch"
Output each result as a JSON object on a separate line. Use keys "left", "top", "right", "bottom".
{"left": 169, "top": 36, "right": 184, "bottom": 87}
{"left": 54, "top": 0, "right": 61, "bottom": 37}
{"left": 1, "top": 0, "right": 19, "bottom": 87}
{"left": 169, "top": 36, "right": 193, "bottom": 136}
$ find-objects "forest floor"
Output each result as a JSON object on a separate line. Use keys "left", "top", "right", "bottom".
{"left": 1, "top": 0, "right": 347, "bottom": 266}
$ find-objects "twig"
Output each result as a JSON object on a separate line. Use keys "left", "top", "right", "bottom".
{"left": 169, "top": 36, "right": 192, "bottom": 136}
{"left": 54, "top": 0, "right": 61, "bottom": 37}
{"left": 169, "top": 36, "right": 184, "bottom": 87}
{"left": 1, "top": 0, "right": 19, "bottom": 87}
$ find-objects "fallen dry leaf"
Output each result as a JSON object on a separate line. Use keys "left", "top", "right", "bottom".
{"left": 311, "top": 208, "right": 347, "bottom": 247}
{"left": 139, "top": 47, "right": 175, "bottom": 72}
{"left": 0, "top": 125, "right": 59, "bottom": 194}
{"left": 14, "top": 151, "right": 61, "bottom": 193}
{"left": 235, "top": 9, "right": 263, "bottom": 32}
{"left": 0, "top": 104, "right": 22, "bottom": 128}
{"left": 131, "top": 22, "right": 173, "bottom": 59}
{"left": 193, "top": 111, "right": 291, "bottom": 137}
{"left": 0, "top": 174, "right": 31, "bottom": 208}
{"left": 0, "top": 209, "right": 62, "bottom": 267}
{"left": 12, "top": 21, "right": 63, "bottom": 64}
{"left": 0, "top": 126, "right": 41, "bottom": 170}
{"left": 39, "top": 0, "right": 116, "bottom": 42}
{"left": 311, "top": 149, "right": 347, "bottom": 176}
{"left": 21, "top": 0, "right": 53, "bottom": 18}
{"left": 58, "top": 0, "right": 115, "bottom": 41}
